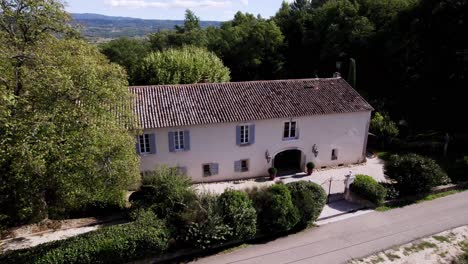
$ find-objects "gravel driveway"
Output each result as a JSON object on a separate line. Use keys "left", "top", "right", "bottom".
{"left": 195, "top": 157, "right": 387, "bottom": 195}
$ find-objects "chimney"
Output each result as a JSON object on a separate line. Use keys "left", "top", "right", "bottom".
{"left": 333, "top": 72, "right": 341, "bottom": 78}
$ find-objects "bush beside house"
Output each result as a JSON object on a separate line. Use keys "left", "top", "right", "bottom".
{"left": 250, "top": 184, "right": 300, "bottom": 233}
{"left": 286, "top": 181, "right": 327, "bottom": 227}
{"left": 385, "top": 154, "right": 450, "bottom": 196}
{"left": 218, "top": 190, "right": 257, "bottom": 240}
{"left": 350, "top": 175, "right": 387, "bottom": 206}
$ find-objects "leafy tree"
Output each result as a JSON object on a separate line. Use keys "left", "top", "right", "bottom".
{"left": 139, "top": 46, "right": 230, "bottom": 85}
{"left": 176, "top": 9, "right": 201, "bottom": 33}
{"left": 370, "top": 112, "right": 399, "bottom": 147}
{"left": 130, "top": 166, "right": 197, "bottom": 222}
{"left": 0, "top": 0, "right": 140, "bottom": 226}
{"left": 218, "top": 190, "right": 257, "bottom": 240}
{"left": 209, "top": 12, "right": 285, "bottom": 80}
{"left": 385, "top": 154, "right": 450, "bottom": 196}
{"left": 100, "top": 37, "right": 150, "bottom": 85}
{"left": 148, "top": 10, "right": 208, "bottom": 51}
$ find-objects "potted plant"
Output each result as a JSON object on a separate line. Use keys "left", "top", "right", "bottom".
{"left": 306, "top": 162, "right": 315, "bottom": 175}
{"left": 268, "top": 167, "right": 277, "bottom": 180}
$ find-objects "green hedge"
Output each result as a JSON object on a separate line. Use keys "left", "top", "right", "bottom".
{"left": 218, "top": 190, "right": 257, "bottom": 240}
{"left": 286, "top": 181, "right": 327, "bottom": 227}
{"left": 385, "top": 153, "right": 450, "bottom": 196}
{"left": 0, "top": 211, "right": 169, "bottom": 264}
{"left": 350, "top": 175, "right": 387, "bottom": 206}
{"left": 250, "top": 184, "right": 299, "bottom": 233}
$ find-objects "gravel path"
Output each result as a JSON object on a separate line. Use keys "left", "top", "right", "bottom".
{"left": 195, "top": 157, "right": 386, "bottom": 195}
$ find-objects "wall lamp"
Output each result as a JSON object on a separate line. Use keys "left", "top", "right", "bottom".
{"left": 265, "top": 150, "right": 271, "bottom": 163}
{"left": 312, "top": 144, "right": 319, "bottom": 158}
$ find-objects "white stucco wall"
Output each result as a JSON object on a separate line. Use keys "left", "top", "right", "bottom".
{"left": 138, "top": 111, "right": 371, "bottom": 183}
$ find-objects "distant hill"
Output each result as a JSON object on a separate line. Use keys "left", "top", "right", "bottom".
{"left": 70, "top": 13, "right": 221, "bottom": 41}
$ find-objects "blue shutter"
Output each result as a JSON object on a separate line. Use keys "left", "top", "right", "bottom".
{"left": 234, "top": 160, "right": 241, "bottom": 172}
{"left": 168, "top": 132, "right": 175, "bottom": 152}
{"left": 211, "top": 163, "right": 219, "bottom": 175}
{"left": 236, "top": 125, "right": 241, "bottom": 146}
{"left": 249, "top": 124, "right": 255, "bottom": 144}
{"left": 135, "top": 136, "right": 141, "bottom": 155}
{"left": 149, "top": 133, "right": 156, "bottom": 154}
{"left": 184, "top": 130, "right": 190, "bottom": 151}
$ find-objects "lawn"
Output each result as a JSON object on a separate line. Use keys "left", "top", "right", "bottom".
{"left": 376, "top": 189, "right": 465, "bottom": 212}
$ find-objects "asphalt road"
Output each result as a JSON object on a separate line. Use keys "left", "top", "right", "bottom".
{"left": 192, "top": 191, "right": 468, "bottom": 264}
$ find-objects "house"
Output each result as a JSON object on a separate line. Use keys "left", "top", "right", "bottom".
{"left": 130, "top": 77, "right": 373, "bottom": 183}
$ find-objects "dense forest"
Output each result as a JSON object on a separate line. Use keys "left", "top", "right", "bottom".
{"left": 101, "top": 0, "right": 468, "bottom": 137}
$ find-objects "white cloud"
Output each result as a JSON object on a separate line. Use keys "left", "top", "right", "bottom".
{"left": 240, "top": 0, "right": 248, "bottom": 5}
{"left": 106, "top": 0, "right": 233, "bottom": 9}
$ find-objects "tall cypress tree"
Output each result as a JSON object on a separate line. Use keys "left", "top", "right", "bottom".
{"left": 348, "top": 58, "right": 356, "bottom": 88}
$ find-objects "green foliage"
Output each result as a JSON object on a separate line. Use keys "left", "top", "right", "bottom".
{"left": 306, "top": 162, "right": 315, "bottom": 170}
{"left": 218, "top": 190, "right": 257, "bottom": 240}
{"left": 385, "top": 154, "right": 450, "bottom": 196}
{"left": 268, "top": 167, "right": 278, "bottom": 175}
{"left": 179, "top": 194, "right": 232, "bottom": 249}
{"left": 286, "top": 181, "right": 326, "bottom": 227}
{"left": 350, "top": 175, "right": 387, "bottom": 206}
{"left": 347, "top": 58, "right": 356, "bottom": 88}
{"left": 139, "top": 46, "right": 230, "bottom": 84}
{"left": 176, "top": 10, "right": 201, "bottom": 33}
{"left": 250, "top": 184, "right": 299, "bottom": 233}
{"left": 0, "top": 0, "right": 140, "bottom": 227}
{"left": 370, "top": 112, "right": 399, "bottom": 146}
{"left": 208, "top": 12, "right": 285, "bottom": 80}
{"left": 0, "top": 210, "right": 169, "bottom": 264}
{"left": 130, "top": 166, "right": 197, "bottom": 222}
{"left": 99, "top": 38, "right": 150, "bottom": 85}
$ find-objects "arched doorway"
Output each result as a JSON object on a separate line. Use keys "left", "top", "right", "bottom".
{"left": 273, "top": 149, "right": 303, "bottom": 175}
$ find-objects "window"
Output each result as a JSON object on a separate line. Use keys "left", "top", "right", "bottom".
{"left": 240, "top": 125, "right": 250, "bottom": 144}
{"left": 202, "top": 163, "right": 219, "bottom": 177}
{"left": 139, "top": 134, "right": 151, "bottom": 154}
{"left": 283, "top": 121, "right": 297, "bottom": 139}
{"left": 332, "top": 149, "right": 338, "bottom": 160}
{"left": 174, "top": 131, "right": 184, "bottom": 151}
{"left": 203, "top": 164, "right": 212, "bottom": 177}
{"left": 241, "top": 159, "right": 249, "bottom": 172}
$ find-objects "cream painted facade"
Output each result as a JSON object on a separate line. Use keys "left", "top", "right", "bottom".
{"left": 138, "top": 111, "right": 372, "bottom": 183}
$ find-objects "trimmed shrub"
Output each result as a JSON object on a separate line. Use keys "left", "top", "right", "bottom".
{"left": 286, "top": 181, "right": 327, "bottom": 227}
{"left": 249, "top": 184, "right": 299, "bottom": 234}
{"left": 130, "top": 166, "right": 197, "bottom": 222}
{"left": 268, "top": 167, "right": 277, "bottom": 175}
{"left": 178, "top": 194, "right": 232, "bottom": 249}
{"left": 306, "top": 162, "right": 315, "bottom": 170}
{"left": 350, "top": 175, "right": 387, "bottom": 206}
{"left": 218, "top": 190, "right": 257, "bottom": 240}
{"left": 0, "top": 210, "right": 169, "bottom": 264}
{"left": 385, "top": 154, "right": 450, "bottom": 196}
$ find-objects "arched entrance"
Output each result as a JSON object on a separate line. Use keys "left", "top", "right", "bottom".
{"left": 273, "top": 149, "right": 303, "bottom": 176}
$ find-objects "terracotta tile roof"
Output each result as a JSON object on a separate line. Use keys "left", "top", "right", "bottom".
{"left": 129, "top": 78, "right": 373, "bottom": 129}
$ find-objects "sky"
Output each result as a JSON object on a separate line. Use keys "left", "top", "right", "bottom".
{"left": 64, "top": 0, "right": 293, "bottom": 21}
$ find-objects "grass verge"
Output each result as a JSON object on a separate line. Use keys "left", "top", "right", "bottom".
{"left": 376, "top": 189, "right": 464, "bottom": 212}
